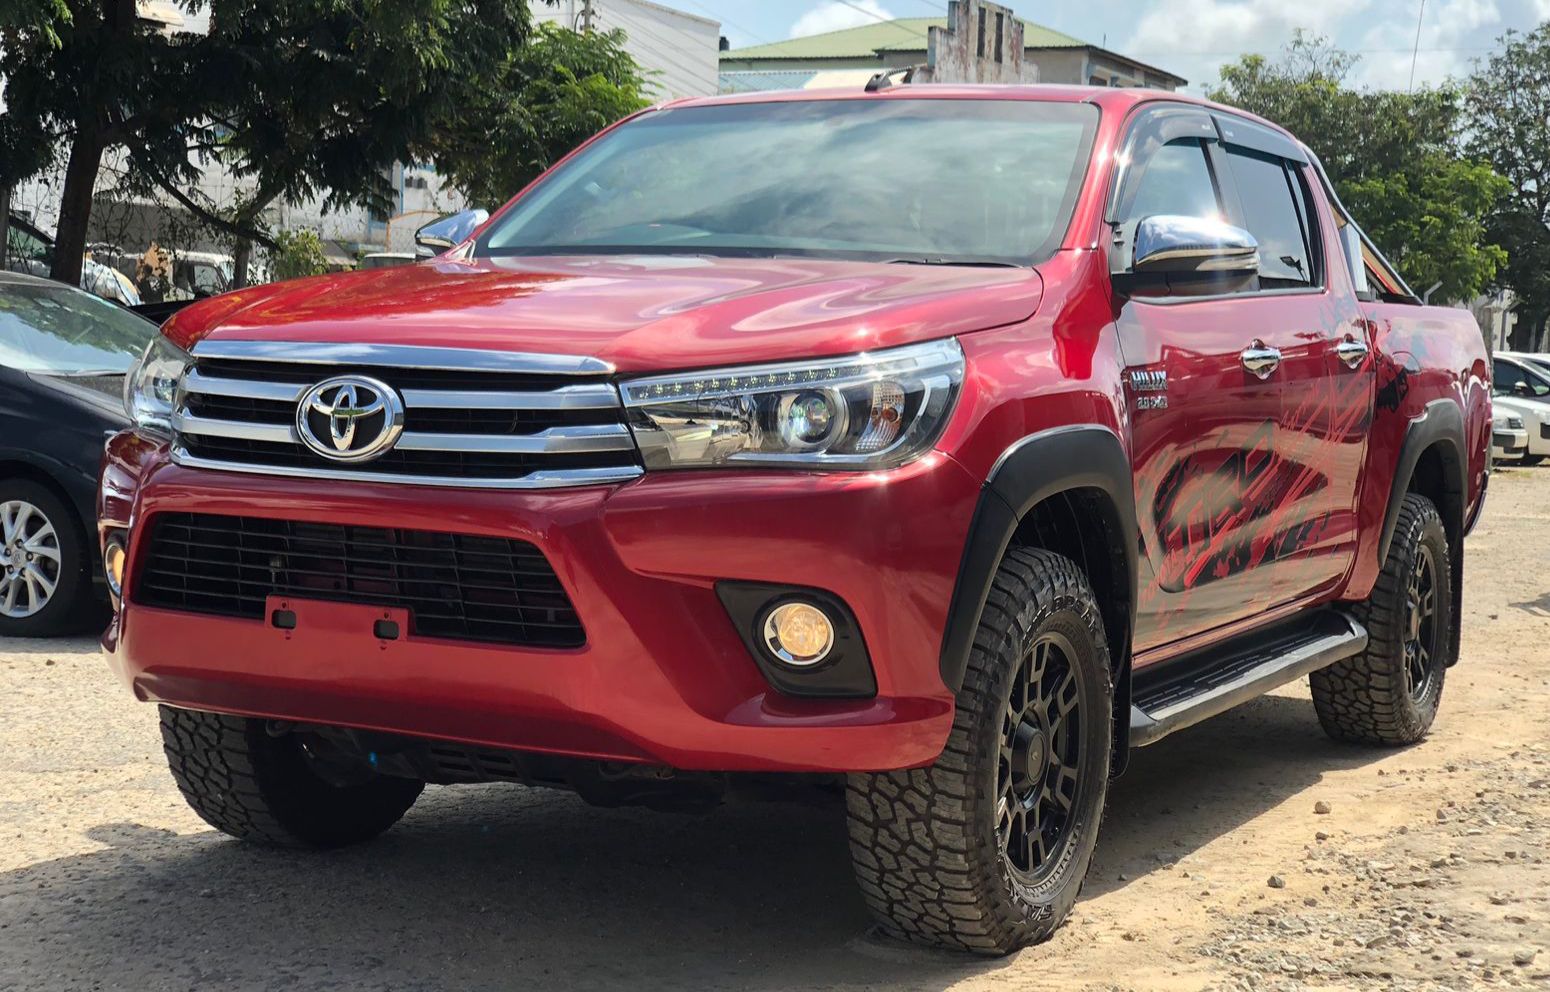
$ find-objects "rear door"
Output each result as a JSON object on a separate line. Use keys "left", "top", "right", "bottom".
{"left": 1112, "top": 107, "right": 1363, "bottom": 655}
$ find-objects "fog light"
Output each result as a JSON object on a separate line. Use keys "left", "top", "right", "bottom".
{"left": 103, "top": 536, "right": 127, "bottom": 600}
{"left": 762, "top": 601, "right": 835, "bottom": 666}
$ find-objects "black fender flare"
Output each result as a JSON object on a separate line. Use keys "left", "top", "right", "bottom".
{"left": 939, "top": 427, "right": 1139, "bottom": 756}
{"left": 1377, "top": 399, "right": 1466, "bottom": 565}
{"left": 1377, "top": 399, "right": 1467, "bottom": 668}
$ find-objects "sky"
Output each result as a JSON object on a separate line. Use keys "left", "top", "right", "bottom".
{"left": 662, "top": 0, "right": 1550, "bottom": 92}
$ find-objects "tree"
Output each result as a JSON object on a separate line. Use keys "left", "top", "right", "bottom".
{"left": 433, "top": 23, "right": 651, "bottom": 209}
{"left": 269, "top": 228, "right": 329, "bottom": 281}
{"left": 1464, "top": 25, "right": 1550, "bottom": 350}
{"left": 1209, "top": 33, "right": 1507, "bottom": 304}
{"left": 0, "top": 0, "right": 539, "bottom": 287}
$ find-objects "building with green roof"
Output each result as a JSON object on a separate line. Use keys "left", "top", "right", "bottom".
{"left": 719, "top": 15, "right": 1185, "bottom": 94}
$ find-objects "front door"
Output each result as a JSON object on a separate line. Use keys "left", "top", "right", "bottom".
{"left": 1111, "top": 109, "right": 1359, "bottom": 655}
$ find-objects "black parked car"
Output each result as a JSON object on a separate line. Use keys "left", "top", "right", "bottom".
{"left": 0, "top": 270, "right": 159, "bottom": 636}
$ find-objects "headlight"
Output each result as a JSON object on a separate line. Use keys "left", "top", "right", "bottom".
{"left": 1507, "top": 415, "right": 1525, "bottom": 430}
{"left": 124, "top": 334, "right": 191, "bottom": 439}
{"left": 621, "top": 339, "right": 964, "bottom": 470}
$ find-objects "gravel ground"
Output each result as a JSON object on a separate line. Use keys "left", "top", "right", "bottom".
{"left": 0, "top": 468, "right": 1546, "bottom": 991}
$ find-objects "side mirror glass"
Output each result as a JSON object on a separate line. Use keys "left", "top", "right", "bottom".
{"left": 414, "top": 208, "right": 490, "bottom": 255}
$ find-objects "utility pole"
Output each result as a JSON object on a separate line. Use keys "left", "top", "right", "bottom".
{"left": 579, "top": 0, "right": 595, "bottom": 33}
{"left": 1408, "top": 0, "right": 1426, "bottom": 92}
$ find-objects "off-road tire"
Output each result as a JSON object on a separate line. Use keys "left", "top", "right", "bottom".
{"left": 845, "top": 549, "right": 1113, "bottom": 955}
{"left": 160, "top": 706, "right": 423, "bottom": 847}
{"left": 1310, "top": 493, "right": 1452, "bottom": 746}
{"left": 0, "top": 479, "right": 91, "bottom": 638}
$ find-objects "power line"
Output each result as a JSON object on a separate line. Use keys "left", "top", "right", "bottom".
{"left": 1409, "top": 0, "right": 1427, "bottom": 92}
{"left": 672, "top": 0, "right": 777, "bottom": 48}
{"left": 830, "top": 0, "right": 934, "bottom": 47}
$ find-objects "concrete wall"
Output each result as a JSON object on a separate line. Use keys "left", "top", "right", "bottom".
{"left": 921, "top": 0, "right": 1037, "bottom": 85}
{"left": 537, "top": 0, "right": 721, "bottom": 100}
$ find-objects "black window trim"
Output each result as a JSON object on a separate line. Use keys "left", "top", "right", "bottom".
{"left": 1108, "top": 101, "right": 1330, "bottom": 304}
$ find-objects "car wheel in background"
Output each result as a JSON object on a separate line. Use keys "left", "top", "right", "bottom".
{"left": 160, "top": 706, "right": 424, "bottom": 847}
{"left": 0, "top": 480, "right": 89, "bottom": 638}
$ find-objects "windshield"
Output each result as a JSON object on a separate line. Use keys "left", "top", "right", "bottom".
{"left": 0, "top": 281, "right": 158, "bottom": 374}
{"left": 479, "top": 98, "right": 1099, "bottom": 266}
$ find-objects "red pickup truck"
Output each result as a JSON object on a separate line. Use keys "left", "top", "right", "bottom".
{"left": 100, "top": 84, "right": 1490, "bottom": 953}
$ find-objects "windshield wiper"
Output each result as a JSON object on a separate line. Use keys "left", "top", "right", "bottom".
{"left": 883, "top": 257, "right": 1024, "bottom": 268}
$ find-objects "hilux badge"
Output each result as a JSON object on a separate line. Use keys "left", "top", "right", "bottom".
{"left": 296, "top": 375, "right": 405, "bottom": 462}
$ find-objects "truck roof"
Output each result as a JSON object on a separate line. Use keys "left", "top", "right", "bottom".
{"left": 654, "top": 83, "right": 1295, "bottom": 143}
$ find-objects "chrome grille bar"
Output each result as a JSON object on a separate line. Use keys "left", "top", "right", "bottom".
{"left": 392, "top": 425, "right": 634, "bottom": 454}
{"left": 172, "top": 412, "right": 295, "bottom": 443}
{"left": 171, "top": 341, "right": 640, "bottom": 489}
{"left": 398, "top": 384, "right": 621, "bottom": 410}
{"left": 191, "top": 340, "right": 614, "bottom": 374}
{"left": 183, "top": 371, "right": 304, "bottom": 403}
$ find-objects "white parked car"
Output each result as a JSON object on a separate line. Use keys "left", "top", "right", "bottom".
{"left": 1493, "top": 407, "right": 1529, "bottom": 463}
{"left": 1492, "top": 354, "right": 1550, "bottom": 465}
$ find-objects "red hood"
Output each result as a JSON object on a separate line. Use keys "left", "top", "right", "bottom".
{"left": 163, "top": 255, "right": 1043, "bottom": 372}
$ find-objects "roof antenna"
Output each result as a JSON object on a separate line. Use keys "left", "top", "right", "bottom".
{"left": 865, "top": 65, "right": 916, "bottom": 92}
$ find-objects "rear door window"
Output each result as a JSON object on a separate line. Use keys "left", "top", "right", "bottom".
{"left": 1223, "top": 148, "right": 1315, "bottom": 287}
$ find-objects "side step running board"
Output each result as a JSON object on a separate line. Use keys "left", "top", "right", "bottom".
{"left": 1129, "top": 610, "right": 1368, "bottom": 747}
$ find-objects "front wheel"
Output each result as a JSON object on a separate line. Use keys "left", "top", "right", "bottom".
{"left": 845, "top": 549, "right": 1112, "bottom": 954}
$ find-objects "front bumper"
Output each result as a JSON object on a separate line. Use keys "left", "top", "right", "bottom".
{"left": 100, "top": 432, "right": 977, "bottom": 772}
{"left": 1493, "top": 427, "right": 1529, "bottom": 458}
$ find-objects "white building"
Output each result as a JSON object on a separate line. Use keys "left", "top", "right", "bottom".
{"left": 536, "top": 0, "right": 721, "bottom": 101}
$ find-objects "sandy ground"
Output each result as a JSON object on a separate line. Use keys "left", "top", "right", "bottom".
{"left": 0, "top": 468, "right": 1546, "bottom": 992}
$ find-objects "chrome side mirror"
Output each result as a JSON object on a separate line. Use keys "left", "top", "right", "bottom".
{"left": 1132, "top": 215, "right": 1259, "bottom": 274}
{"left": 414, "top": 208, "right": 490, "bottom": 255}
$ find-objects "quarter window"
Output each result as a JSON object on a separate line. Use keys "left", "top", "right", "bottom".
{"left": 1223, "top": 149, "right": 1315, "bottom": 287}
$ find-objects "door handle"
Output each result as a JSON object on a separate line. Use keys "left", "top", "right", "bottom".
{"left": 1240, "top": 343, "right": 1282, "bottom": 379}
{"left": 1335, "top": 336, "right": 1369, "bottom": 369}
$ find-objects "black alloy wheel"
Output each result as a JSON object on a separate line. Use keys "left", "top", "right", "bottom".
{"left": 998, "top": 632, "right": 1084, "bottom": 880}
{"left": 1403, "top": 542, "right": 1439, "bottom": 702}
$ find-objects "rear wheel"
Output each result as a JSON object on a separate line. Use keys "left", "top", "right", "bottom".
{"left": 0, "top": 481, "right": 89, "bottom": 638}
{"left": 160, "top": 706, "right": 423, "bottom": 847}
{"left": 845, "top": 549, "right": 1112, "bottom": 954}
{"left": 1310, "top": 493, "right": 1452, "bottom": 746}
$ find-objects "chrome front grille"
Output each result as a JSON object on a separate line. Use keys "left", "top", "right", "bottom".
{"left": 171, "top": 342, "right": 643, "bottom": 489}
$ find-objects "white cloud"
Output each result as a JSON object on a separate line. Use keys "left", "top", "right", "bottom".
{"left": 1351, "top": 0, "right": 1501, "bottom": 88}
{"left": 789, "top": 0, "right": 896, "bottom": 39}
{"left": 1124, "top": 0, "right": 1370, "bottom": 89}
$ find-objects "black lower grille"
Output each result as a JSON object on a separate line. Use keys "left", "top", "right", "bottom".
{"left": 135, "top": 513, "right": 584, "bottom": 648}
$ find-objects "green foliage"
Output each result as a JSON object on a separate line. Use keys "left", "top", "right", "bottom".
{"left": 434, "top": 23, "right": 651, "bottom": 208}
{"left": 269, "top": 229, "right": 329, "bottom": 281}
{"left": 1208, "top": 33, "right": 1507, "bottom": 303}
{"left": 1464, "top": 25, "right": 1550, "bottom": 346}
{"left": 0, "top": 0, "right": 540, "bottom": 284}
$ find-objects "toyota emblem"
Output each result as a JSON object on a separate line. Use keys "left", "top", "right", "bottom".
{"left": 295, "top": 375, "right": 405, "bottom": 463}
